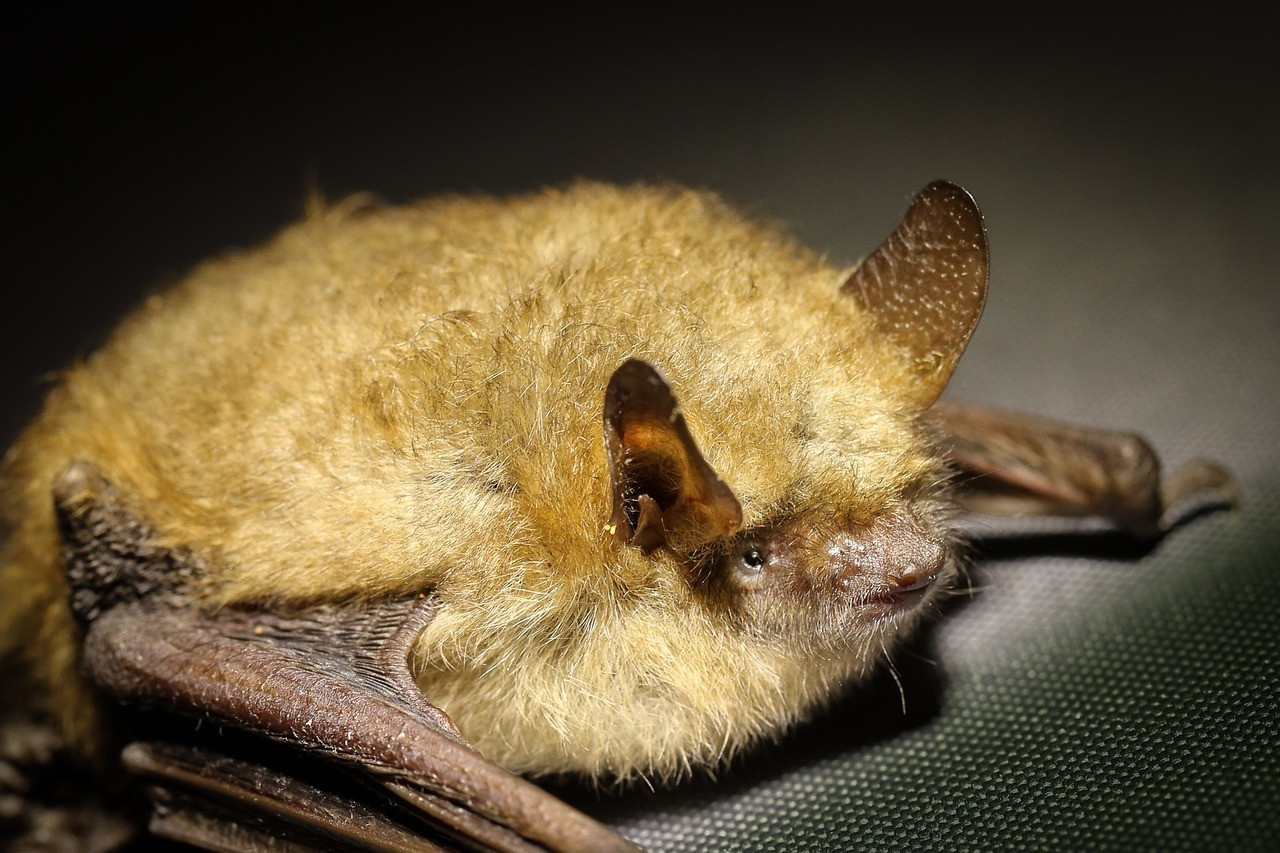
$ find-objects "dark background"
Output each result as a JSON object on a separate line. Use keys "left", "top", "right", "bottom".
{"left": 7, "top": 6, "right": 1278, "bottom": 850}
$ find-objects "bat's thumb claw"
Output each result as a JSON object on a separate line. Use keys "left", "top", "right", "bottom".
{"left": 1159, "top": 458, "right": 1241, "bottom": 531}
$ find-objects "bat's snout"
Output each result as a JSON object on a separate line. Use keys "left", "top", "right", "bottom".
{"left": 825, "top": 510, "right": 946, "bottom": 603}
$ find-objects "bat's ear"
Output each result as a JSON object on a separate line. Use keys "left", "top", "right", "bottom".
{"left": 841, "top": 181, "right": 988, "bottom": 407}
{"left": 603, "top": 359, "right": 742, "bottom": 554}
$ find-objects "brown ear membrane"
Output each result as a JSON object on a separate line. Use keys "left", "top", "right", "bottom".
{"left": 841, "top": 180, "right": 989, "bottom": 407}
{"left": 603, "top": 359, "right": 742, "bottom": 554}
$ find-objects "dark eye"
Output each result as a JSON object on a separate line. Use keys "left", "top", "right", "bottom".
{"left": 737, "top": 542, "right": 767, "bottom": 575}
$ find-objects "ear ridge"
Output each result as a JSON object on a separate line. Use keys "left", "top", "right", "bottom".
{"left": 603, "top": 359, "right": 742, "bottom": 554}
{"left": 841, "top": 180, "right": 989, "bottom": 406}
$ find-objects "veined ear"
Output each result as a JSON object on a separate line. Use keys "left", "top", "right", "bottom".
{"left": 841, "top": 181, "right": 989, "bottom": 407}
{"left": 603, "top": 359, "right": 742, "bottom": 554}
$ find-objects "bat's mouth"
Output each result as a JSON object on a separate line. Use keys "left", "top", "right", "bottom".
{"left": 861, "top": 573, "right": 938, "bottom": 618}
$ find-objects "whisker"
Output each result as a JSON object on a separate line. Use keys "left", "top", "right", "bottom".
{"left": 881, "top": 638, "right": 907, "bottom": 716}
{"left": 899, "top": 647, "right": 938, "bottom": 666}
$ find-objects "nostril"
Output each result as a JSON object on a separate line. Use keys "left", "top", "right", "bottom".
{"left": 890, "top": 571, "right": 937, "bottom": 593}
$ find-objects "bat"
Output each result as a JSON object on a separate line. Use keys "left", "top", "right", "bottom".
{"left": 0, "top": 180, "right": 1236, "bottom": 851}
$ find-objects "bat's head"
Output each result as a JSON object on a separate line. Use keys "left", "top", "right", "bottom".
{"left": 602, "top": 356, "right": 953, "bottom": 651}
{"left": 599, "top": 181, "right": 987, "bottom": 652}
{"left": 413, "top": 182, "right": 988, "bottom": 782}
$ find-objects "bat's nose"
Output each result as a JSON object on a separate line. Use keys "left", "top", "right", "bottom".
{"left": 826, "top": 509, "right": 945, "bottom": 594}
{"left": 889, "top": 568, "right": 937, "bottom": 593}
{"left": 886, "top": 526, "right": 944, "bottom": 591}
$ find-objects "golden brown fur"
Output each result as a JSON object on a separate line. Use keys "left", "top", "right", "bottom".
{"left": 0, "top": 182, "right": 947, "bottom": 781}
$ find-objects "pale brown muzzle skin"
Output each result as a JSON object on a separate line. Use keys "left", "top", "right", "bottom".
{"left": 724, "top": 504, "right": 952, "bottom": 649}
{"left": 824, "top": 510, "right": 946, "bottom": 601}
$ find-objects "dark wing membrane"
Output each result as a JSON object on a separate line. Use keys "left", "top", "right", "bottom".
{"left": 122, "top": 741, "right": 451, "bottom": 852}
{"left": 927, "top": 400, "right": 1238, "bottom": 537}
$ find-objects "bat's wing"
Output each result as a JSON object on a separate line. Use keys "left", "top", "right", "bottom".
{"left": 55, "top": 462, "right": 636, "bottom": 852}
{"left": 927, "top": 400, "right": 1239, "bottom": 537}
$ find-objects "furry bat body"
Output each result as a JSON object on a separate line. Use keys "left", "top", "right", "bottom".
{"left": 0, "top": 181, "right": 1234, "bottom": 850}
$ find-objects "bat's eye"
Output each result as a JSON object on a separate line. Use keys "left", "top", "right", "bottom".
{"left": 718, "top": 532, "right": 782, "bottom": 586}
{"left": 736, "top": 541, "right": 767, "bottom": 577}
